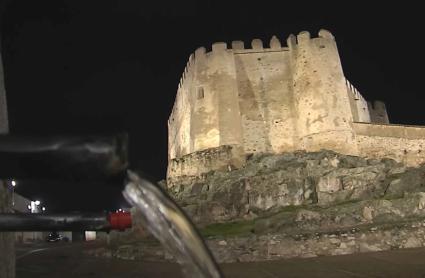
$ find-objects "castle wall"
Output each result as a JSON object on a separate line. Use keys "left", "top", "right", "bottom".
{"left": 368, "top": 101, "right": 389, "bottom": 124}
{"left": 190, "top": 47, "right": 221, "bottom": 153}
{"left": 354, "top": 122, "right": 425, "bottom": 166}
{"left": 166, "top": 145, "right": 246, "bottom": 186}
{"left": 168, "top": 46, "right": 225, "bottom": 160}
{"left": 168, "top": 72, "right": 193, "bottom": 159}
{"left": 167, "top": 29, "right": 423, "bottom": 182}
{"left": 234, "top": 40, "right": 296, "bottom": 154}
{"left": 346, "top": 79, "right": 371, "bottom": 123}
{"left": 208, "top": 43, "right": 243, "bottom": 148}
{"left": 292, "top": 30, "right": 358, "bottom": 155}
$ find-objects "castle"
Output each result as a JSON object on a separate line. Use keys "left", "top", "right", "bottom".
{"left": 167, "top": 29, "right": 425, "bottom": 183}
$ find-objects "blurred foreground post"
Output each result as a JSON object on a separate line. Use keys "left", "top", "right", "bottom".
{"left": 0, "top": 44, "right": 15, "bottom": 278}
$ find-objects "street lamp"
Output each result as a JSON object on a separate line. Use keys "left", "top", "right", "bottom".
{"left": 10, "top": 180, "right": 16, "bottom": 206}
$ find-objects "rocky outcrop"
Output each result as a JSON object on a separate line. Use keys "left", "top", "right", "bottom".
{"left": 93, "top": 150, "right": 425, "bottom": 263}
{"left": 206, "top": 218, "right": 425, "bottom": 262}
{"left": 169, "top": 150, "right": 424, "bottom": 224}
{"left": 92, "top": 189, "right": 425, "bottom": 263}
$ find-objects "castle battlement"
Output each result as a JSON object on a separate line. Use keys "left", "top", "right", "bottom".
{"left": 177, "top": 29, "right": 337, "bottom": 62}
{"left": 171, "top": 30, "right": 337, "bottom": 126}
{"left": 167, "top": 29, "right": 425, "bottom": 183}
{"left": 175, "top": 30, "right": 335, "bottom": 91}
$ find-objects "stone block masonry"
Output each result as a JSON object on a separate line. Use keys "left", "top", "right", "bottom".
{"left": 167, "top": 29, "right": 422, "bottom": 183}
{"left": 354, "top": 122, "right": 425, "bottom": 166}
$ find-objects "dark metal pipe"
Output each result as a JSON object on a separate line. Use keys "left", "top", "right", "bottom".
{"left": 0, "top": 213, "right": 111, "bottom": 231}
{"left": 0, "top": 211, "right": 132, "bottom": 231}
{"left": 0, "top": 133, "right": 128, "bottom": 180}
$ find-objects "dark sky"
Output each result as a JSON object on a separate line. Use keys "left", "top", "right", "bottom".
{"left": 0, "top": 1, "right": 424, "bottom": 212}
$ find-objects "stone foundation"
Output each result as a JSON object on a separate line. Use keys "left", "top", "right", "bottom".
{"left": 207, "top": 219, "right": 425, "bottom": 263}
{"left": 167, "top": 144, "right": 246, "bottom": 187}
{"left": 92, "top": 192, "right": 425, "bottom": 263}
{"left": 169, "top": 150, "right": 425, "bottom": 224}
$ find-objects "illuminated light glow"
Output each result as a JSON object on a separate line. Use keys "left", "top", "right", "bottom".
{"left": 42, "top": 207, "right": 46, "bottom": 211}
{"left": 35, "top": 200, "right": 41, "bottom": 206}
{"left": 27, "top": 205, "right": 31, "bottom": 210}
{"left": 11, "top": 180, "right": 16, "bottom": 187}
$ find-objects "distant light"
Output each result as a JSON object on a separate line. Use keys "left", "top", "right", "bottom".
{"left": 27, "top": 205, "right": 31, "bottom": 210}
{"left": 11, "top": 180, "right": 16, "bottom": 187}
{"left": 42, "top": 207, "right": 46, "bottom": 211}
{"left": 35, "top": 200, "right": 41, "bottom": 206}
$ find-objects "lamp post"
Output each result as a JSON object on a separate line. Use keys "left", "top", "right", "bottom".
{"left": 11, "top": 180, "right": 16, "bottom": 206}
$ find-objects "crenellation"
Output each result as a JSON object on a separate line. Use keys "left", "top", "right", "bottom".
{"left": 185, "top": 63, "right": 193, "bottom": 81}
{"left": 212, "top": 42, "right": 227, "bottom": 52}
{"left": 183, "top": 64, "right": 189, "bottom": 79}
{"left": 287, "top": 34, "right": 297, "bottom": 50}
{"left": 296, "top": 31, "right": 311, "bottom": 44}
{"left": 181, "top": 31, "right": 339, "bottom": 75}
{"left": 251, "top": 39, "right": 263, "bottom": 50}
{"left": 347, "top": 80, "right": 358, "bottom": 99}
{"left": 368, "top": 100, "right": 389, "bottom": 124}
{"left": 269, "top": 35, "right": 281, "bottom": 49}
{"left": 318, "top": 29, "right": 334, "bottom": 40}
{"left": 345, "top": 78, "right": 371, "bottom": 123}
{"left": 194, "top": 46, "right": 206, "bottom": 59}
{"left": 167, "top": 29, "right": 424, "bottom": 181}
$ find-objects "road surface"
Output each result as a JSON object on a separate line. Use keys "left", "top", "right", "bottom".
{"left": 16, "top": 242, "right": 425, "bottom": 277}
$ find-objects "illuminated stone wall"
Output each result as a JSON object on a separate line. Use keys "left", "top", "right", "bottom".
{"left": 167, "top": 30, "right": 421, "bottom": 182}
{"left": 354, "top": 122, "right": 425, "bottom": 166}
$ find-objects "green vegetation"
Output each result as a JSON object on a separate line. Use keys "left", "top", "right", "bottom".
{"left": 200, "top": 220, "right": 255, "bottom": 237}
{"left": 199, "top": 193, "right": 425, "bottom": 238}
{"left": 199, "top": 205, "right": 314, "bottom": 237}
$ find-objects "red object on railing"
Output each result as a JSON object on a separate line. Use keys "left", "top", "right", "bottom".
{"left": 108, "top": 211, "right": 132, "bottom": 231}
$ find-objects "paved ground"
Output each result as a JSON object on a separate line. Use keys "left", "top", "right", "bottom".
{"left": 15, "top": 242, "right": 425, "bottom": 278}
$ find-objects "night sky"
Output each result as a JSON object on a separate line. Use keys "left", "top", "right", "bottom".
{"left": 0, "top": 1, "right": 424, "bottom": 212}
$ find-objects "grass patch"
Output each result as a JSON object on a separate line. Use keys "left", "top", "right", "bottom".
{"left": 200, "top": 220, "right": 255, "bottom": 237}
{"left": 199, "top": 205, "right": 316, "bottom": 237}
{"left": 380, "top": 194, "right": 405, "bottom": 201}
{"left": 199, "top": 205, "right": 308, "bottom": 237}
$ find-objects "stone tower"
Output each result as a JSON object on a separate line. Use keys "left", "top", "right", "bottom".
{"left": 290, "top": 30, "right": 357, "bottom": 154}
{"left": 167, "top": 29, "right": 425, "bottom": 184}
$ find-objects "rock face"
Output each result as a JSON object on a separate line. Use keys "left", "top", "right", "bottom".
{"left": 93, "top": 150, "right": 425, "bottom": 263}
{"left": 93, "top": 193, "right": 425, "bottom": 263}
{"left": 169, "top": 150, "right": 423, "bottom": 224}
{"left": 205, "top": 218, "right": 425, "bottom": 263}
